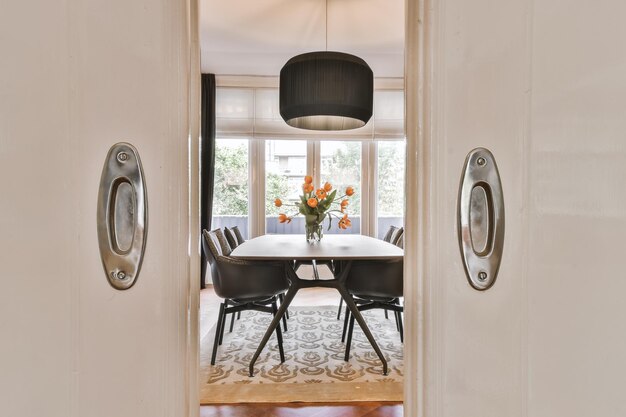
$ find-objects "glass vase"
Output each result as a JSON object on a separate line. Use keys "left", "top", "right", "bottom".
{"left": 305, "top": 222, "right": 323, "bottom": 243}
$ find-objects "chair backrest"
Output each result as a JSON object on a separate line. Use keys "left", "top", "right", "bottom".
{"left": 395, "top": 233, "right": 404, "bottom": 249}
{"left": 224, "top": 227, "right": 239, "bottom": 249}
{"left": 231, "top": 226, "right": 245, "bottom": 245}
{"left": 201, "top": 229, "right": 222, "bottom": 286}
{"left": 389, "top": 227, "right": 404, "bottom": 246}
{"left": 382, "top": 225, "right": 398, "bottom": 242}
{"left": 346, "top": 258, "right": 404, "bottom": 299}
{"left": 202, "top": 229, "right": 288, "bottom": 300}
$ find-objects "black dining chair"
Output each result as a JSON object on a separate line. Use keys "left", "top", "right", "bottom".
{"left": 341, "top": 258, "right": 404, "bottom": 362}
{"left": 202, "top": 229, "right": 289, "bottom": 366}
{"left": 382, "top": 225, "right": 399, "bottom": 243}
{"left": 223, "top": 226, "right": 289, "bottom": 331}
{"left": 389, "top": 226, "right": 404, "bottom": 246}
{"left": 223, "top": 226, "right": 243, "bottom": 329}
{"left": 224, "top": 225, "right": 245, "bottom": 250}
{"left": 336, "top": 225, "right": 404, "bottom": 321}
{"left": 395, "top": 232, "right": 404, "bottom": 249}
{"left": 226, "top": 226, "right": 291, "bottom": 331}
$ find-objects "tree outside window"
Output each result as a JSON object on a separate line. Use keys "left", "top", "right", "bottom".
{"left": 211, "top": 139, "right": 249, "bottom": 237}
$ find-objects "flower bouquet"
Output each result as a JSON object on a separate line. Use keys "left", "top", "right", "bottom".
{"left": 274, "top": 175, "right": 355, "bottom": 243}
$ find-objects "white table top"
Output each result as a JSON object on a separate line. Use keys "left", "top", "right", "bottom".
{"left": 230, "top": 234, "right": 403, "bottom": 261}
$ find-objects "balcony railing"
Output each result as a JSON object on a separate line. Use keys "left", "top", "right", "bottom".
{"left": 211, "top": 215, "right": 403, "bottom": 240}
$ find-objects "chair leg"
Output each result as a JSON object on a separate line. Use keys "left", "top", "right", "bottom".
{"left": 341, "top": 308, "right": 351, "bottom": 343}
{"left": 385, "top": 309, "right": 389, "bottom": 319}
{"left": 237, "top": 311, "right": 241, "bottom": 320}
{"left": 344, "top": 314, "right": 356, "bottom": 362}
{"left": 271, "top": 301, "right": 286, "bottom": 363}
{"left": 211, "top": 303, "right": 225, "bottom": 365}
{"left": 394, "top": 310, "right": 400, "bottom": 331}
{"left": 218, "top": 307, "right": 228, "bottom": 345}
{"left": 278, "top": 292, "right": 290, "bottom": 320}
{"left": 229, "top": 311, "right": 235, "bottom": 333}
{"left": 281, "top": 308, "right": 288, "bottom": 332}
{"left": 336, "top": 297, "right": 343, "bottom": 320}
{"left": 397, "top": 310, "right": 404, "bottom": 343}
{"left": 278, "top": 293, "right": 288, "bottom": 330}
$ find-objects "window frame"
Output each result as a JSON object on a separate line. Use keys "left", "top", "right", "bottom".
{"left": 228, "top": 138, "right": 404, "bottom": 238}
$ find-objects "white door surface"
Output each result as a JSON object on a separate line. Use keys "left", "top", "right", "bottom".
{"left": 0, "top": 1, "right": 193, "bottom": 417}
{"left": 405, "top": 1, "right": 626, "bottom": 416}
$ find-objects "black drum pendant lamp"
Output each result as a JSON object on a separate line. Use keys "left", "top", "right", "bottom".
{"left": 279, "top": 1, "right": 373, "bottom": 130}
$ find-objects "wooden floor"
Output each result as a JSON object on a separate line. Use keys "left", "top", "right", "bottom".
{"left": 199, "top": 402, "right": 403, "bottom": 417}
{"left": 200, "top": 265, "right": 403, "bottom": 416}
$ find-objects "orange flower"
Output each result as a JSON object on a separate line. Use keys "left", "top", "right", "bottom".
{"left": 339, "top": 213, "right": 352, "bottom": 229}
{"left": 307, "top": 198, "right": 318, "bottom": 208}
{"left": 323, "top": 182, "right": 333, "bottom": 192}
{"left": 340, "top": 199, "right": 349, "bottom": 212}
{"left": 278, "top": 213, "right": 291, "bottom": 223}
{"left": 274, "top": 198, "right": 282, "bottom": 207}
{"left": 345, "top": 186, "right": 355, "bottom": 196}
{"left": 304, "top": 175, "right": 313, "bottom": 184}
{"left": 303, "top": 183, "right": 314, "bottom": 193}
{"left": 315, "top": 189, "right": 327, "bottom": 200}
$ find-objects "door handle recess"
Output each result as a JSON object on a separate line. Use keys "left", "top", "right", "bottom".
{"left": 458, "top": 148, "right": 504, "bottom": 291}
{"left": 97, "top": 142, "right": 148, "bottom": 290}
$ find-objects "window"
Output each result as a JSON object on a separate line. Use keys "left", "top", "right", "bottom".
{"left": 320, "top": 141, "right": 362, "bottom": 234}
{"left": 211, "top": 139, "right": 250, "bottom": 239}
{"left": 213, "top": 85, "right": 406, "bottom": 240}
{"left": 265, "top": 140, "right": 308, "bottom": 234}
{"left": 377, "top": 141, "right": 405, "bottom": 239}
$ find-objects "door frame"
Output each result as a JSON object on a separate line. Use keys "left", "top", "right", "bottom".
{"left": 187, "top": 0, "right": 202, "bottom": 415}
{"left": 403, "top": 1, "right": 433, "bottom": 416}
{"left": 185, "top": 1, "right": 432, "bottom": 416}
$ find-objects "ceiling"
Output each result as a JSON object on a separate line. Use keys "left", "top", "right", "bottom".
{"left": 199, "top": 0, "right": 405, "bottom": 78}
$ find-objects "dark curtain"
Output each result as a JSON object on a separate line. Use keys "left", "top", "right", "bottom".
{"left": 200, "top": 73, "right": 216, "bottom": 289}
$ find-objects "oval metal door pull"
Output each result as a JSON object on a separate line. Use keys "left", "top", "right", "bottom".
{"left": 97, "top": 143, "right": 148, "bottom": 290}
{"left": 458, "top": 148, "right": 504, "bottom": 290}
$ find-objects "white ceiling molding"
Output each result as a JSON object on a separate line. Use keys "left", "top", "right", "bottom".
{"left": 200, "top": 0, "right": 405, "bottom": 77}
{"left": 216, "top": 75, "right": 279, "bottom": 88}
{"left": 215, "top": 75, "right": 404, "bottom": 90}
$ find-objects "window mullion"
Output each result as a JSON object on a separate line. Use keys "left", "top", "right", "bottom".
{"left": 360, "top": 141, "right": 377, "bottom": 237}
{"left": 249, "top": 138, "right": 265, "bottom": 237}
{"left": 309, "top": 141, "right": 320, "bottom": 187}
{"left": 370, "top": 142, "right": 379, "bottom": 238}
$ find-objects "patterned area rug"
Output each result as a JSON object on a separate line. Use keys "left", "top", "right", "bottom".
{"left": 200, "top": 305, "right": 403, "bottom": 403}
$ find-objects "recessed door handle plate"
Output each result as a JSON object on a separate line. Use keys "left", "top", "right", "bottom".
{"left": 458, "top": 148, "right": 505, "bottom": 290}
{"left": 97, "top": 142, "right": 148, "bottom": 290}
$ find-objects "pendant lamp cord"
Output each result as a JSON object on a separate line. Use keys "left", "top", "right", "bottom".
{"left": 325, "top": 0, "right": 328, "bottom": 51}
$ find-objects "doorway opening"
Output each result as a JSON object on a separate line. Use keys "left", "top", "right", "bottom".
{"left": 195, "top": 0, "right": 409, "bottom": 411}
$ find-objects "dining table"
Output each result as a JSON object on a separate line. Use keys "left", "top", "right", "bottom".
{"left": 229, "top": 233, "right": 404, "bottom": 377}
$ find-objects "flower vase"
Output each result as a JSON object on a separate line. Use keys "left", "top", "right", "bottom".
{"left": 305, "top": 222, "right": 323, "bottom": 243}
